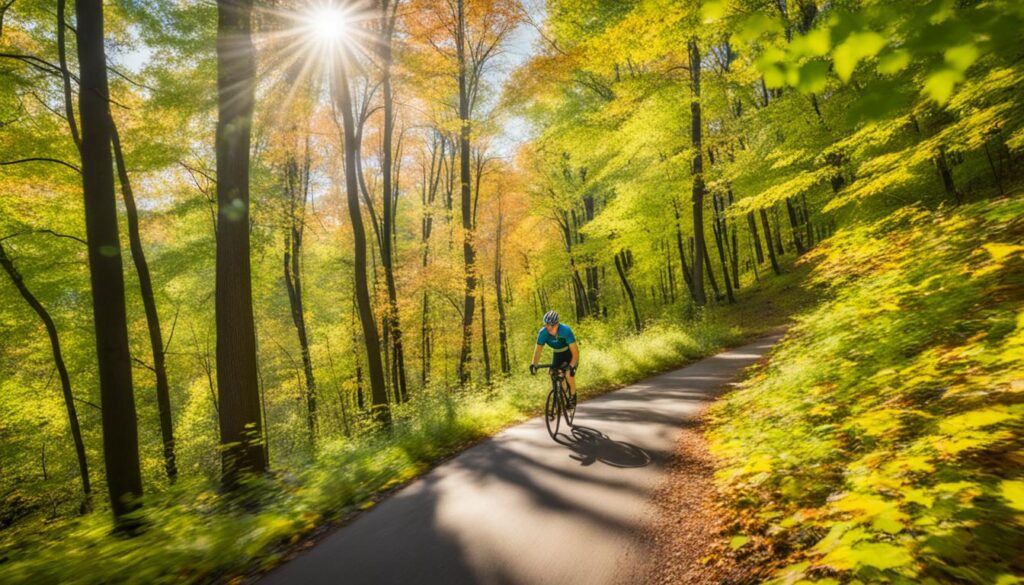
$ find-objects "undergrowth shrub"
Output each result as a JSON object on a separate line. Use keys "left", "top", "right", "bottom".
{"left": 1, "top": 306, "right": 770, "bottom": 584}
{"left": 709, "top": 196, "right": 1024, "bottom": 584}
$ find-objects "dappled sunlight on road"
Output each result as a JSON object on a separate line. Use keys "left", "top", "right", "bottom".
{"left": 260, "top": 335, "right": 780, "bottom": 585}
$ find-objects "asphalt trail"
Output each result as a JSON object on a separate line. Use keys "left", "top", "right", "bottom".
{"left": 260, "top": 333, "right": 781, "bottom": 585}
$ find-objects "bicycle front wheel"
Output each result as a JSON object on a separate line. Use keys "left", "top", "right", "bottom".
{"left": 564, "top": 391, "right": 576, "bottom": 427}
{"left": 545, "top": 388, "right": 561, "bottom": 439}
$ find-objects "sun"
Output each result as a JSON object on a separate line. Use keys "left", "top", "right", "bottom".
{"left": 307, "top": 6, "right": 350, "bottom": 44}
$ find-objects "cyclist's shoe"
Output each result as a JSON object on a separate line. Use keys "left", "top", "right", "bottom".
{"left": 569, "top": 394, "right": 577, "bottom": 409}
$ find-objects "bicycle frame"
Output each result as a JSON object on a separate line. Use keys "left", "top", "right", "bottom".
{"left": 537, "top": 364, "right": 575, "bottom": 438}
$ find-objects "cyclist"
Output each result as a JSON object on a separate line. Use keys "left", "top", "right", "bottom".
{"left": 529, "top": 310, "right": 579, "bottom": 407}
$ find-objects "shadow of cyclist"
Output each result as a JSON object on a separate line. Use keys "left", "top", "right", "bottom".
{"left": 553, "top": 425, "right": 652, "bottom": 468}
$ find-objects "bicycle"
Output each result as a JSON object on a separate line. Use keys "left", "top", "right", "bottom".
{"left": 537, "top": 363, "right": 576, "bottom": 439}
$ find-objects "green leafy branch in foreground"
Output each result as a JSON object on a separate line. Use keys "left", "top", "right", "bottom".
{"left": 709, "top": 196, "right": 1024, "bottom": 584}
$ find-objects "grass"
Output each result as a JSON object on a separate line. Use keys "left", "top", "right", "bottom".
{"left": 708, "top": 195, "right": 1024, "bottom": 584}
{"left": 0, "top": 267, "right": 811, "bottom": 585}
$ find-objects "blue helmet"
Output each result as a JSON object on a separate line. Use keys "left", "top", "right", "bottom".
{"left": 543, "top": 310, "right": 559, "bottom": 325}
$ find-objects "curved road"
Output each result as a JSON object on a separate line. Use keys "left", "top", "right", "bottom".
{"left": 260, "top": 334, "right": 781, "bottom": 585}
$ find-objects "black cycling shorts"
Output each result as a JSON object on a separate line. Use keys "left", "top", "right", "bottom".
{"left": 551, "top": 350, "right": 577, "bottom": 374}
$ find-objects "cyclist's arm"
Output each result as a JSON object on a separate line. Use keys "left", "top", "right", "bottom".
{"left": 569, "top": 342, "right": 579, "bottom": 368}
{"left": 531, "top": 344, "right": 543, "bottom": 366}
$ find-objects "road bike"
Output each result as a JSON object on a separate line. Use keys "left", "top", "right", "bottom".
{"left": 537, "top": 364, "right": 576, "bottom": 439}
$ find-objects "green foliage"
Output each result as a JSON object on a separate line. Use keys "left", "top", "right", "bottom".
{"left": 709, "top": 195, "right": 1024, "bottom": 584}
{"left": 0, "top": 300, "right": 792, "bottom": 584}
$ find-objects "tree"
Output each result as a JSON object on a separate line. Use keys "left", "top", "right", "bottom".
{"left": 332, "top": 16, "right": 390, "bottom": 425}
{"left": 375, "top": 0, "right": 409, "bottom": 402}
{"left": 76, "top": 0, "right": 144, "bottom": 524}
{"left": 688, "top": 38, "right": 707, "bottom": 307}
{"left": 613, "top": 249, "right": 641, "bottom": 332}
{"left": 215, "top": 0, "right": 266, "bottom": 487}
{"left": 282, "top": 135, "right": 317, "bottom": 442}
{"left": 110, "top": 123, "right": 178, "bottom": 482}
{"left": 493, "top": 187, "right": 510, "bottom": 375}
{"left": 409, "top": 0, "right": 519, "bottom": 385}
{"left": 0, "top": 238, "right": 90, "bottom": 503}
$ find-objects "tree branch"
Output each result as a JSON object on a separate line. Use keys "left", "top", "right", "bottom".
{"left": 0, "top": 229, "right": 87, "bottom": 245}
{"left": 74, "top": 397, "right": 102, "bottom": 411}
{"left": 107, "top": 64, "right": 158, "bottom": 93}
{"left": 131, "top": 356, "right": 156, "bottom": 373}
{"left": 0, "top": 157, "right": 81, "bottom": 173}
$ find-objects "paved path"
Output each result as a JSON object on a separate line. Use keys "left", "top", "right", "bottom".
{"left": 260, "top": 334, "right": 781, "bottom": 585}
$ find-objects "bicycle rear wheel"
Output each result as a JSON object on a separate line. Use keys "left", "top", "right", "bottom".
{"left": 545, "top": 388, "right": 561, "bottom": 439}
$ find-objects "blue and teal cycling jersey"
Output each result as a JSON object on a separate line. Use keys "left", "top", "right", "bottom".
{"left": 536, "top": 324, "right": 576, "bottom": 353}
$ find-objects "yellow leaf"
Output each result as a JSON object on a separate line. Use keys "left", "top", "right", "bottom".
{"left": 871, "top": 510, "right": 906, "bottom": 534}
{"left": 834, "top": 493, "right": 895, "bottom": 517}
{"left": 701, "top": 0, "right": 727, "bottom": 23}
{"left": 902, "top": 488, "right": 934, "bottom": 508}
{"left": 1001, "top": 480, "right": 1024, "bottom": 511}
{"left": 983, "top": 243, "right": 1024, "bottom": 261}
{"left": 877, "top": 49, "right": 910, "bottom": 74}
{"left": 945, "top": 43, "right": 979, "bottom": 72}
{"left": 924, "top": 68, "right": 965, "bottom": 104}
{"left": 833, "top": 32, "right": 886, "bottom": 82}
{"left": 939, "top": 406, "right": 1012, "bottom": 434}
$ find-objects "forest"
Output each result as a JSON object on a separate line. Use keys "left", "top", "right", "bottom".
{"left": 0, "top": 0, "right": 1022, "bottom": 582}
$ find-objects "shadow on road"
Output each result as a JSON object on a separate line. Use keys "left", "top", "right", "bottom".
{"left": 554, "top": 425, "right": 652, "bottom": 468}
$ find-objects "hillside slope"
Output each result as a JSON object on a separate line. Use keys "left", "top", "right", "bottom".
{"left": 710, "top": 195, "right": 1024, "bottom": 584}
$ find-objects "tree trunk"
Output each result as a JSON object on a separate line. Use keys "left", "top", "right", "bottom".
{"left": 727, "top": 193, "right": 740, "bottom": 289}
{"left": 481, "top": 285, "right": 491, "bottom": 385}
{"left": 420, "top": 133, "right": 443, "bottom": 387}
{"left": 324, "top": 336, "right": 350, "bottom": 437}
{"left": 582, "top": 195, "right": 600, "bottom": 317}
{"left": 747, "top": 211, "right": 764, "bottom": 264}
{"left": 379, "top": 4, "right": 407, "bottom": 403}
{"left": 935, "top": 146, "right": 962, "bottom": 204}
{"left": 351, "top": 296, "right": 365, "bottom": 410}
{"left": 748, "top": 234, "right": 761, "bottom": 282}
{"left": 494, "top": 199, "right": 510, "bottom": 375}
{"left": 785, "top": 197, "right": 806, "bottom": 255}
{"left": 701, "top": 236, "right": 721, "bottom": 301}
{"left": 665, "top": 241, "right": 676, "bottom": 302}
{"left": 760, "top": 209, "right": 781, "bottom": 275}
{"left": 771, "top": 204, "right": 785, "bottom": 255}
{"left": 283, "top": 153, "right": 317, "bottom": 443}
{"left": 215, "top": 0, "right": 266, "bottom": 487}
{"left": 688, "top": 38, "right": 706, "bottom": 306}
{"left": 801, "top": 192, "right": 814, "bottom": 249}
{"left": 984, "top": 141, "right": 1005, "bottom": 195}
{"left": 253, "top": 327, "right": 270, "bottom": 468}
{"left": 110, "top": 123, "right": 177, "bottom": 482}
{"left": 57, "top": 0, "right": 80, "bottom": 150}
{"left": 711, "top": 196, "right": 735, "bottom": 304}
{"left": 0, "top": 243, "right": 91, "bottom": 500}
{"left": 76, "top": 0, "right": 143, "bottom": 524}
{"left": 673, "top": 200, "right": 695, "bottom": 301}
{"left": 456, "top": 0, "right": 477, "bottom": 386}
{"left": 334, "top": 55, "right": 389, "bottom": 424}
{"left": 614, "top": 250, "right": 641, "bottom": 332}
{"left": 421, "top": 291, "right": 431, "bottom": 386}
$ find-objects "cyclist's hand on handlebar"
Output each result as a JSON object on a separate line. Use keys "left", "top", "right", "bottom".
{"left": 529, "top": 364, "right": 538, "bottom": 375}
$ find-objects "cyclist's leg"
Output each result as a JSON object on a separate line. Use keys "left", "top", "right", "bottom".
{"left": 551, "top": 350, "right": 577, "bottom": 398}
{"left": 566, "top": 365, "right": 577, "bottom": 397}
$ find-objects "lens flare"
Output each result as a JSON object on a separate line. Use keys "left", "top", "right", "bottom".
{"left": 309, "top": 6, "right": 349, "bottom": 43}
